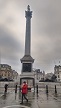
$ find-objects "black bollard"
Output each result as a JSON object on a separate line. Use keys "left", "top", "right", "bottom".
{"left": 46, "top": 85, "right": 48, "bottom": 94}
{"left": 55, "top": 85, "right": 57, "bottom": 94}
{"left": 4, "top": 84, "right": 8, "bottom": 93}
{"left": 36, "top": 85, "right": 38, "bottom": 94}
{"left": 15, "top": 85, "right": 17, "bottom": 93}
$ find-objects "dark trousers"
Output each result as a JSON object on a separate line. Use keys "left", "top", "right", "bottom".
{"left": 21, "top": 93, "right": 28, "bottom": 103}
{"left": 5, "top": 88, "right": 7, "bottom": 93}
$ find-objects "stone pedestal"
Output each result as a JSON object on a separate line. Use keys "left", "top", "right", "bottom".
{"left": 20, "top": 72, "right": 35, "bottom": 89}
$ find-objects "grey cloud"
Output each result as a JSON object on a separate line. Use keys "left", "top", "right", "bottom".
{"left": 32, "top": 0, "right": 61, "bottom": 66}
{"left": 32, "top": 0, "right": 61, "bottom": 38}
{"left": 6, "top": 17, "right": 15, "bottom": 24}
{"left": 0, "top": 26, "right": 23, "bottom": 60}
{"left": 0, "top": 0, "right": 7, "bottom": 9}
{"left": 1, "top": 0, "right": 61, "bottom": 73}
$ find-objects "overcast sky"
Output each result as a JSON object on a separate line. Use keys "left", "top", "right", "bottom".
{"left": 0, "top": 0, "right": 61, "bottom": 74}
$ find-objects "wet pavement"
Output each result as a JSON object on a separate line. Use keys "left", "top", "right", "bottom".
{"left": 0, "top": 86, "right": 61, "bottom": 108}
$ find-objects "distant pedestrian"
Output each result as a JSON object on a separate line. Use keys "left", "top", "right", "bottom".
{"left": 15, "top": 84, "right": 17, "bottom": 93}
{"left": 20, "top": 81, "right": 28, "bottom": 104}
{"left": 4, "top": 84, "right": 8, "bottom": 93}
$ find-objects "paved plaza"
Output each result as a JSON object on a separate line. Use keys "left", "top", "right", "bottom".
{"left": 0, "top": 83, "right": 61, "bottom": 108}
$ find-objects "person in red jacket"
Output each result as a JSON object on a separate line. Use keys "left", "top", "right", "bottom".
{"left": 20, "top": 81, "right": 28, "bottom": 104}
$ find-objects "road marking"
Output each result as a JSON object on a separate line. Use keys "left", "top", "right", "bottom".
{"left": 3, "top": 105, "right": 30, "bottom": 108}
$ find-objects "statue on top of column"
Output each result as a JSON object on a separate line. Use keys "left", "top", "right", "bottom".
{"left": 27, "top": 5, "right": 30, "bottom": 11}
{"left": 25, "top": 5, "right": 32, "bottom": 18}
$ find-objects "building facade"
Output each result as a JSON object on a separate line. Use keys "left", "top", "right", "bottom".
{"left": 0, "top": 64, "right": 18, "bottom": 80}
{"left": 33, "top": 69, "right": 45, "bottom": 82}
{"left": 54, "top": 65, "right": 61, "bottom": 81}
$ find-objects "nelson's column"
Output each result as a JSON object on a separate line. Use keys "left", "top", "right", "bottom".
{"left": 20, "top": 5, "right": 35, "bottom": 89}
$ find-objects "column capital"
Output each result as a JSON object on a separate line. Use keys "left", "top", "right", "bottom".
{"left": 25, "top": 5, "right": 32, "bottom": 18}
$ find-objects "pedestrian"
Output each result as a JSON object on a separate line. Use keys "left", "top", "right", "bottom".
{"left": 4, "top": 84, "right": 8, "bottom": 93}
{"left": 20, "top": 81, "right": 28, "bottom": 104}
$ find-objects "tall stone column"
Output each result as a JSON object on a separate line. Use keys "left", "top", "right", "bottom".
{"left": 25, "top": 5, "right": 32, "bottom": 55}
{"left": 21, "top": 5, "right": 34, "bottom": 73}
